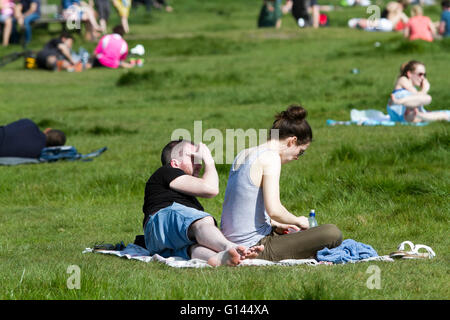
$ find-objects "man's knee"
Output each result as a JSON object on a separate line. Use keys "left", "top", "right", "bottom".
{"left": 187, "top": 215, "right": 215, "bottom": 239}
{"left": 191, "top": 216, "right": 215, "bottom": 229}
{"left": 319, "top": 224, "right": 343, "bottom": 248}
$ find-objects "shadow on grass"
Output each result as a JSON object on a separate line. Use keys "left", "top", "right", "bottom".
{"left": 37, "top": 119, "right": 139, "bottom": 136}
{"left": 116, "top": 69, "right": 243, "bottom": 88}
{"left": 148, "top": 35, "right": 246, "bottom": 57}
{"left": 330, "top": 38, "right": 450, "bottom": 59}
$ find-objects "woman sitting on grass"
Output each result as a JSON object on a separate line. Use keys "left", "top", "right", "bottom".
{"left": 220, "top": 105, "right": 342, "bottom": 261}
{"left": 388, "top": 60, "right": 449, "bottom": 122}
{"left": 404, "top": 5, "right": 436, "bottom": 42}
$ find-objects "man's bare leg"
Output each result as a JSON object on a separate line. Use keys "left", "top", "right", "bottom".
{"left": 188, "top": 216, "right": 238, "bottom": 253}
{"left": 188, "top": 217, "right": 264, "bottom": 266}
{"left": 207, "top": 246, "right": 247, "bottom": 267}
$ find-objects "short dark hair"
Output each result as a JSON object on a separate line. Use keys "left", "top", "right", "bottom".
{"left": 161, "top": 140, "right": 194, "bottom": 166}
{"left": 60, "top": 31, "right": 74, "bottom": 40}
{"left": 112, "top": 25, "right": 125, "bottom": 36}
{"left": 443, "top": 0, "right": 450, "bottom": 9}
{"left": 45, "top": 129, "right": 66, "bottom": 147}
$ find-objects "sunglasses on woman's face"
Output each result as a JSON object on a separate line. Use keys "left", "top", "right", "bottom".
{"left": 416, "top": 72, "right": 426, "bottom": 77}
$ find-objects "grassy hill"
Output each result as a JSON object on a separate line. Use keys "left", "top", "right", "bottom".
{"left": 0, "top": 0, "right": 448, "bottom": 300}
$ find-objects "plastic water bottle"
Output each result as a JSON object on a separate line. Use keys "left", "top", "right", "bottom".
{"left": 308, "top": 209, "right": 318, "bottom": 228}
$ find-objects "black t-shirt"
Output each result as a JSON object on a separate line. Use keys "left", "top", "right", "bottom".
{"left": 36, "top": 38, "right": 65, "bottom": 68}
{"left": 142, "top": 164, "right": 204, "bottom": 227}
{"left": 20, "top": 0, "right": 41, "bottom": 14}
{"left": 0, "top": 119, "right": 46, "bottom": 158}
{"left": 292, "top": 0, "right": 317, "bottom": 21}
{"left": 42, "top": 38, "right": 63, "bottom": 52}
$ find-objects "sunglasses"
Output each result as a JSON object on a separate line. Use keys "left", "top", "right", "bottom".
{"left": 416, "top": 72, "right": 427, "bottom": 77}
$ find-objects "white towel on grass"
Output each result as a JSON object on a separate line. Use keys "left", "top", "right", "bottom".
{"left": 83, "top": 244, "right": 393, "bottom": 268}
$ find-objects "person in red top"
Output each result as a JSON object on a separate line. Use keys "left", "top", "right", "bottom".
{"left": 404, "top": 5, "right": 436, "bottom": 42}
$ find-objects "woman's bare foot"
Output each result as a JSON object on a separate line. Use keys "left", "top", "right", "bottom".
{"left": 245, "top": 245, "right": 264, "bottom": 258}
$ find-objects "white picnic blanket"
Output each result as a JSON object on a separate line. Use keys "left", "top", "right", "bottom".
{"left": 83, "top": 244, "right": 393, "bottom": 268}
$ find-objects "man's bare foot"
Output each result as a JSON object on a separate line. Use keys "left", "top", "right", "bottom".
{"left": 207, "top": 247, "right": 243, "bottom": 267}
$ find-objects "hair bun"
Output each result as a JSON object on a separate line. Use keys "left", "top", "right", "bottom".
{"left": 277, "top": 105, "right": 307, "bottom": 122}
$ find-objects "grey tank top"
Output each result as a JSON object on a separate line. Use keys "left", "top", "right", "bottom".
{"left": 220, "top": 147, "right": 273, "bottom": 247}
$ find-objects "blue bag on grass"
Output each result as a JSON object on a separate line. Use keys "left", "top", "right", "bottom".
{"left": 39, "top": 146, "right": 107, "bottom": 162}
{"left": 39, "top": 146, "right": 80, "bottom": 162}
{"left": 0, "top": 146, "right": 107, "bottom": 165}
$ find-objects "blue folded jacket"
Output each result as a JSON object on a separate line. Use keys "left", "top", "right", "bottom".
{"left": 316, "top": 239, "right": 378, "bottom": 264}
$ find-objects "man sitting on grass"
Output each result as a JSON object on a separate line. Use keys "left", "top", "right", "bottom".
{"left": 36, "top": 32, "right": 82, "bottom": 72}
{"left": 142, "top": 140, "right": 264, "bottom": 266}
{"left": 0, "top": 118, "right": 66, "bottom": 158}
{"left": 440, "top": 0, "right": 450, "bottom": 37}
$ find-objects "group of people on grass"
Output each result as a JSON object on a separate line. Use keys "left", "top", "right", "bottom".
{"left": 0, "top": 0, "right": 173, "bottom": 47}
{"left": 2, "top": 56, "right": 447, "bottom": 266}
{"left": 256, "top": 0, "right": 450, "bottom": 41}
{"left": 258, "top": 0, "right": 334, "bottom": 29}
{"left": 141, "top": 106, "right": 342, "bottom": 266}
{"left": 142, "top": 57, "right": 447, "bottom": 266}
{"left": 348, "top": 0, "right": 450, "bottom": 41}
{"left": 140, "top": 80, "right": 447, "bottom": 266}
{"left": 34, "top": 24, "right": 132, "bottom": 71}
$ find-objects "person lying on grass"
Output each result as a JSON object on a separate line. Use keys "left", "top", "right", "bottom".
{"left": 220, "top": 105, "right": 342, "bottom": 261}
{"left": 142, "top": 139, "right": 264, "bottom": 267}
{"left": 0, "top": 118, "right": 65, "bottom": 158}
{"left": 388, "top": 60, "right": 449, "bottom": 122}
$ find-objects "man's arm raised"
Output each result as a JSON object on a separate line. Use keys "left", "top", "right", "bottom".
{"left": 169, "top": 143, "right": 219, "bottom": 198}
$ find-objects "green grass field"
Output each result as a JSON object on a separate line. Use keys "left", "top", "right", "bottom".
{"left": 0, "top": 0, "right": 449, "bottom": 300}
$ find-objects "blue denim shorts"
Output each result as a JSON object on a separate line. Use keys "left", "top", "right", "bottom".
{"left": 144, "top": 202, "right": 212, "bottom": 260}
{"left": 387, "top": 89, "right": 426, "bottom": 122}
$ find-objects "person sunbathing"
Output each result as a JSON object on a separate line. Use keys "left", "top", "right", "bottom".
{"left": 90, "top": 25, "right": 134, "bottom": 69}
{"left": 348, "top": 0, "right": 409, "bottom": 32}
{"left": 404, "top": 5, "right": 436, "bottom": 42}
{"left": 0, "top": 118, "right": 65, "bottom": 158}
{"left": 220, "top": 105, "right": 342, "bottom": 261}
{"left": 142, "top": 139, "right": 263, "bottom": 267}
{"left": 388, "top": 60, "right": 449, "bottom": 122}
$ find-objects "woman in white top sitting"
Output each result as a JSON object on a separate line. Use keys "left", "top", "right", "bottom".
{"left": 388, "top": 60, "right": 449, "bottom": 122}
{"left": 220, "top": 105, "right": 342, "bottom": 261}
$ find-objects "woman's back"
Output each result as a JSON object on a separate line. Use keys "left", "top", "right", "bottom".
{"left": 407, "top": 15, "right": 433, "bottom": 42}
{"left": 220, "top": 147, "right": 273, "bottom": 248}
